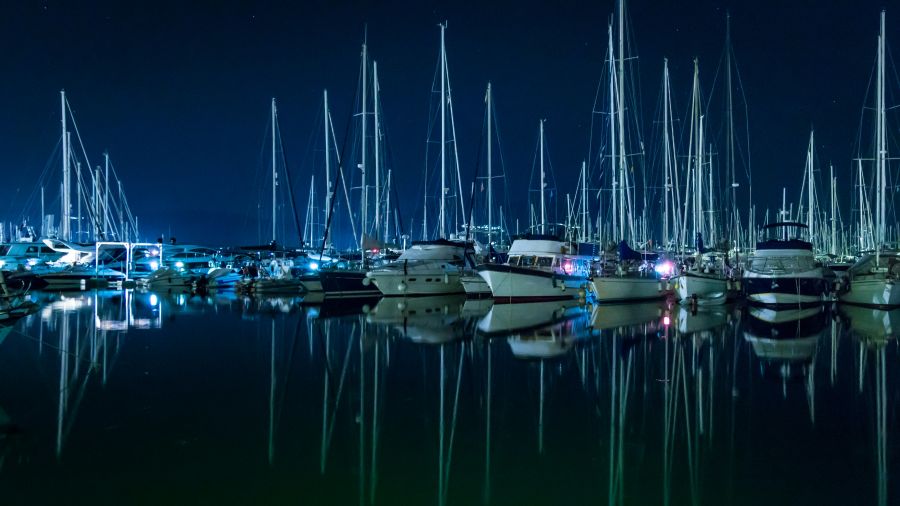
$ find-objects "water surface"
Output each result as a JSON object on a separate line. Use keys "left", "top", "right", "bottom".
{"left": 0, "top": 291, "right": 896, "bottom": 505}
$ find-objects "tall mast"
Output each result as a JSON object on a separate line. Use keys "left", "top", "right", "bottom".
{"left": 384, "top": 169, "right": 391, "bottom": 241}
{"left": 617, "top": 0, "right": 628, "bottom": 242}
{"left": 876, "top": 11, "right": 886, "bottom": 252}
{"left": 324, "top": 90, "right": 332, "bottom": 251}
{"left": 662, "top": 59, "right": 671, "bottom": 249}
{"left": 487, "top": 82, "right": 493, "bottom": 250}
{"left": 725, "top": 13, "right": 737, "bottom": 247}
{"left": 76, "top": 158, "right": 81, "bottom": 241}
{"left": 439, "top": 22, "right": 447, "bottom": 239}
{"left": 830, "top": 163, "right": 836, "bottom": 255}
{"left": 581, "top": 160, "right": 590, "bottom": 242}
{"left": 540, "top": 120, "right": 546, "bottom": 235}
{"left": 374, "top": 61, "right": 381, "bottom": 241}
{"left": 607, "top": 24, "right": 618, "bottom": 241}
{"left": 360, "top": 41, "right": 368, "bottom": 250}
{"left": 271, "top": 98, "right": 277, "bottom": 243}
{"left": 104, "top": 152, "right": 110, "bottom": 238}
{"left": 61, "top": 90, "right": 70, "bottom": 241}
{"left": 806, "top": 130, "right": 815, "bottom": 245}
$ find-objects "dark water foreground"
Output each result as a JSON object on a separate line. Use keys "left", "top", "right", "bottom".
{"left": 0, "top": 291, "right": 897, "bottom": 505}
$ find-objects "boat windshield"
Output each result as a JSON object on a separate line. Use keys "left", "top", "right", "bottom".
{"left": 761, "top": 222, "right": 809, "bottom": 241}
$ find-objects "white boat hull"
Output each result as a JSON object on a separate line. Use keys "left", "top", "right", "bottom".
{"left": 675, "top": 273, "right": 728, "bottom": 305}
{"left": 591, "top": 276, "right": 672, "bottom": 303}
{"left": 367, "top": 271, "right": 463, "bottom": 296}
{"left": 477, "top": 266, "right": 585, "bottom": 302}
{"left": 461, "top": 274, "right": 492, "bottom": 298}
{"left": 839, "top": 278, "right": 900, "bottom": 308}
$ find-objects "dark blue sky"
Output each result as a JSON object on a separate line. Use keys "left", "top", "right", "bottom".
{"left": 0, "top": 0, "right": 890, "bottom": 246}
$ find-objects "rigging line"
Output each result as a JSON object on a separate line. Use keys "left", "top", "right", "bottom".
{"left": 64, "top": 99, "right": 95, "bottom": 183}
{"left": 379, "top": 114, "right": 406, "bottom": 238}
{"left": 463, "top": 93, "right": 487, "bottom": 245}
{"left": 319, "top": 79, "right": 364, "bottom": 260}
{"left": 276, "top": 117, "right": 306, "bottom": 245}
{"left": 15, "top": 139, "right": 61, "bottom": 221}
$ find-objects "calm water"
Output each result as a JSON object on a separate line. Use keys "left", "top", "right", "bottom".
{"left": 0, "top": 291, "right": 897, "bottom": 505}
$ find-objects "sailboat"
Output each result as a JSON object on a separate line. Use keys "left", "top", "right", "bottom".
{"left": 368, "top": 24, "right": 472, "bottom": 297}
{"left": 460, "top": 82, "right": 506, "bottom": 299}
{"left": 839, "top": 12, "right": 900, "bottom": 308}
{"left": 236, "top": 99, "right": 306, "bottom": 295}
{"left": 673, "top": 60, "right": 732, "bottom": 305}
{"left": 589, "top": 2, "right": 674, "bottom": 303}
{"left": 317, "top": 39, "right": 383, "bottom": 299}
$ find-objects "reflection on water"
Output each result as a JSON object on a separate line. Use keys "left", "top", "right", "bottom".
{"left": 0, "top": 292, "right": 897, "bottom": 505}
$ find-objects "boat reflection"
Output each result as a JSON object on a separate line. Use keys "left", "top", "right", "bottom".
{"left": 744, "top": 306, "right": 826, "bottom": 424}
{"left": 675, "top": 305, "right": 730, "bottom": 335}
{"left": 506, "top": 312, "right": 592, "bottom": 360}
{"left": 478, "top": 299, "right": 585, "bottom": 337}
{"left": 839, "top": 305, "right": 900, "bottom": 342}
{"left": 590, "top": 300, "right": 667, "bottom": 332}
{"left": 0, "top": 289, "right": 895, "bottom": 505}
{"left": 366, "top": 294, "right": 468, "bottom": 344}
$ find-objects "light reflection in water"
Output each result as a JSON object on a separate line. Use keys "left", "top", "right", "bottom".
{"left": 0, "top": 291, "right": 896, "bottom": 505}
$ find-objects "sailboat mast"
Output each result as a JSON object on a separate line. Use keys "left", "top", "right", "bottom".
{"left": 877, "top": 11, "right": 886, "bottom": 250}
{"left": 324, "top": 90, "right": 332, "bottom": 251}
{"left": 807, "top": 130, "right": 815, "bottom": 245}
{"left": 374, "top": 61, "right": 381, "bottom": 241}
{"left": 361, "top": 42, "right": 368, "bottom": 250}
{"left": 440, "top": 22, "right": 447, "bottom": 239}
{"left": 61, "top": 90, "right": 70, "bottom": 241}
{"left": 830, "top": 164, "right": 836, "bottom": 255}
{"left": 662, "top": 59, "right": 671, "bottom": 249}
{"left": 617, "top": 0, "right": 627, "bottom": 242}
{"left": 725, "top": 13, "right": 736, "bottom": 247}
{"left": 858, "top": 160, "right": 865, "bottom": 251}
{"left": 104, "top": 152, "right": 110, "bottom": 238}
{"left": 384, "top": 169, "right": 391, "bottom": 241}
{"left": 540, "top": 120, "right": 546, "bottom": 235}
{"left": 608, "top": 24, "right": 618, "bottom": 241}
{"left": 581, "top": 160, "right": 588, "bottom": 242}
{"left": 487, "top": 82, "right": 493, "bottom": 249}
{"left": 76, "top": 159, "right": 81, "bottom": 241}
{"left": 271, "top": 98, "right": 277, "bottom": 243}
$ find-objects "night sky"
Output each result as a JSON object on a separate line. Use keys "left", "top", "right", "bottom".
{"left": 0, "top": 0, "right": 892, "bottom": 247}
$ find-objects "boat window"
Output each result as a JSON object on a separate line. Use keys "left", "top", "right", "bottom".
{"left": 508, "top": 255, "right": 521, "bottom": 266}
{"left": 26, "top": 246, "right": 38, "bottom": 254}
{"left": 537, "top": 257, "right": 553, "bottom": 268}
{"left": 40, "top": 246, "right": 55, "bottom": 254}
{"left": 408, "top": 278, "right": 417, "bottom": 282}
{"left": 520, "top": 256, "right": 536, "bottom": 267}
{"left": 0, "top": 245, "right": 8, "bottom": 255}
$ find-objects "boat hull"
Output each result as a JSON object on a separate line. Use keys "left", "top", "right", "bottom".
{"left": 461, "top": 274, "right": 492, "bottom": 299}
{"left": 591, "top": 276, "right": 673, "bottom": 303}
{"left": 319, "top": 270, "right": 382, "bottom": 298}
{"left": 743, "top": 277, "right": 829, "bottom": 306}
{"left": 367, "top": 271, "right": 464, "bottom": 296}
{"left": 675, "top": 272, "right": 729, "bottom": 305}
{"left": 838, "top": 277, "right": 900, "bottom": 308}
{"left": 476, "top": 264, "right": 586, "bottom": 303}
{"left": 298, "top": 275, "right": 322, "bottom": 293}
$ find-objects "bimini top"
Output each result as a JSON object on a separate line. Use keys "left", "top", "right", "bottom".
{"left": 757, "top": 222, "right": 812, "bottom": 249}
